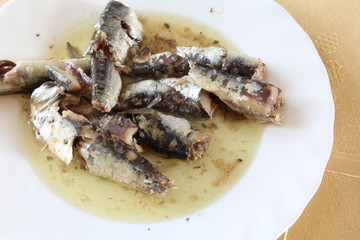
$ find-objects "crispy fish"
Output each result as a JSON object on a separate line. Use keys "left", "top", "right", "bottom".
{"left": 0, "top": 58, "right": 90, "bottom": 96}
{"left": 127, "top": 109, "right": 211, "bottom": 162}
{"left": 117, "top": 77, "right": 216, "bottom": 119}
{"left": 77, "top": 126, "right": 174, "bottom": 196}
{"left": 87, "top": 0, "right": 143, "bottom": 112}
{"left": 188, "top": 63, "right": 284, "bottom": 125}
{"left": 126, "top": 46, "right": 265, "bottom": 80}
{"left": 30, "top": 82, "right": 90, "bottom": 165}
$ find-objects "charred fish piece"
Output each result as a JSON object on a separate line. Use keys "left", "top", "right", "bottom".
{"left": 77, "top": 126, "right": 174, "bottom": 196}
{"left": 46, "top": 62, "right": 91, "bottom": 97}
{"left": 126, "top": 46, "right": 265, "bottom": 80}
{"left": 117, "top": 77, "right": 216, "bottom": 119}
{"left": 127, "top": 109, "right": 211, "bottom": 162}
{"left": 30, "top": 82, "right": 90, "bottom": 165}
{"left": 0, "top": 58, "right": 90, "bottom": 96}
{"left": 87, "top": 1, "right": 143, "bottom": 112}
{"left": 188, "top": 63, "right": 284, "bottom": 125}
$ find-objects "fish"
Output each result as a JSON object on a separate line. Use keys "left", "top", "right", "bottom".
{"left": 30, "top": 82, "right": 90, "bottom": 165}
{"left": 31, "top": 82, "right": 172, "bottom": 195}
{"left": 0, "top": 58, "right": 90, "bottom": 96}
{"left": 87, "top": 0, "right": 143, "bottom": 112}
{"left": 176, "top": 46, "right": 266, "bottom": 81}
{"left": 117, "top": 77, "right": 216, "bottom": 119}
{"left": 90, "top": 57, "right": 122, "bottom": 112}
{"left": 46, "top": 62, "right": 92, "bottom": 97}
{"left": 77, "top": 126, "right": 174, "bottom": 196}
{"left": 126, "top": 109, "right": 211, "bottom": 162}
{"left": 126, "top": 46, "right": 265, "bottom": 80}
{"left": 86, "top": 0, "right": 143, "bottom": 63}
{"left": 90, "top": 113, "right": 138, "bottom": 146}
{"left": 188, "top": 63, "right": 284, "bottom": 125}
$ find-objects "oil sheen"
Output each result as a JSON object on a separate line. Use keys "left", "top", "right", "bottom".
{"left": 20, "top": 14, "right": 264, "bottom": 223}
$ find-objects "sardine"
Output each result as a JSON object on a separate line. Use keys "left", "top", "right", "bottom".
{"left": 127, "top": 109, "right": 211, "bottom": 162}
{"left": 46, "top": 62, "right": 91, "bottom": 97}
{"left": 0, "top": 58, "right": 90, "bottom": 96}
{"left": 188, "top": 63, "right": 284, "bottom": 125}
{"left": 90, "top": 113, "right": 138, "bottom": 146}
{"left": 126, "top": 46, "right": 265, "bottom": 80}
{"left": 87, "top": 0, "right": 143, "bottom": 112}
{"left": 30, "top": 82, "right": 90, "bottom": 165}
{"left": 90, "top": 57, "right": 121, "bottom": 112}
{"left": 86, "top": 0, "right": 143, "bottom": 63}
{"left": 77, "top": 126, "right": 174, "bottom": 196}
{"left": 117, "top": 77, "right": 216, "bottom": 119}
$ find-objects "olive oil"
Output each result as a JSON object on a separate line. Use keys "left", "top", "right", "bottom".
{"left": 20, "top": 14, "right": 264, "bottom": 223}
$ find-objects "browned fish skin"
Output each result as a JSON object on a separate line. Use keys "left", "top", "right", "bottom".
{"left": 0, "top": 58, "right": 90, "bottom": 96}
{"left": 117, "top": 79, "right": 214, "bottom": 119}
{"left": 77, "top": 127, "right": 174, "bottom": 196}
{"left": 129, "top": 109, "right": 211, "bottom": 162}
{"left": 126, "top": 46, "right": 265, "bottom": 80}
{"left": 188, "top": 63, "right": 284, "bottom": 125}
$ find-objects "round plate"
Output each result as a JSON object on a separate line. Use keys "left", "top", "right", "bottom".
{"left": 0, "top": 0, "right": 334, "bottom": 239}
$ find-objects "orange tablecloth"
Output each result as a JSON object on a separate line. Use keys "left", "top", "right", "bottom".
{"left": 276, "top": 0, "right": 360, "bottom": 239}
{"left": 1, "top": 0, "right": 359, "bottom": 239}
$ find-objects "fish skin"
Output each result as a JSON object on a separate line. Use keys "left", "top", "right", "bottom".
{"left": 91, "top": 57, "right": 122, "bottom": 112}
{"left": 188, "top": 63, "right": 284, "bottom": 125}
{"left": 117, "top": 78, "right": 215, "bottom": 119}
{"left": 86, "top": 0, "right": 143, "bottom": 63}
{"left": 30, "top": 82, "right": 90, "bottom": 165}
{"left": 126, "top": 46, "right": 265, "bottom": 80}
{"left": 46, "top": 62, "right": 92, "bottom": 97}
{"left": 87, "top": 1, "right": 143, "bottom": 112}
{"left": 127, "top": 109, "right": 211, "bottom": 162}
{"left": 0, "top": 58, "right": 90, "bottom": 96}
{"left": 90, "top": 113, "right": 138, "bottom": 146}
{"left": 77, "top": 126, "right": 174, "bottom": 196}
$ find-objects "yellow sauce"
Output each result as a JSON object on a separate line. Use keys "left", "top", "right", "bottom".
{"left": 20, "top": 14, "right": 264, "bottom": 223}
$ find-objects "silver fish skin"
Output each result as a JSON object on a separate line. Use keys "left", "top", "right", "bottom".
{"left": 77, "top": 126, "right": 174, "bottom": 196}
{"left": 86, "top": 0, "right": 143, "bottom": 62}
{"left": 117, "top": 77, "right": 216, "bottom": 119}
{"left": 88, "top": 1, "right": 143, "bottom": 112}
{"left": 188, "top": 63, "right": 284, "bottom": 125}
{"left": 128, "top": 109, "right": 211, "bottom": 162}
{"left": 91, "top": 57, "right": 122, "bottom": 112}
{"left": 46, "top": 62, "right": 91, "bottom": 97}
{"left": 126, "top": 46, "right": 265, "bottom": 80}
{"left": 30, "top": 82, "right": 90, "bottom": 165}
{"left": 176, "top": 46, "right": 265, "bottom": 81}
{"left": 0, "top": 58, "right": 90, "bottom": 96}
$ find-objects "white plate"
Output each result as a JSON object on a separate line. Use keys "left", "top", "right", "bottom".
{"left": 0, "top": 0, "right": 334, "bottom": 239}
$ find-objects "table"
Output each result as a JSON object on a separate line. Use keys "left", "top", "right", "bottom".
{"left": 1, "top": 0, "right": 358, "bottom": 239}
{"left": 276, "top": 0, "right": 360, "bottom": 239}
